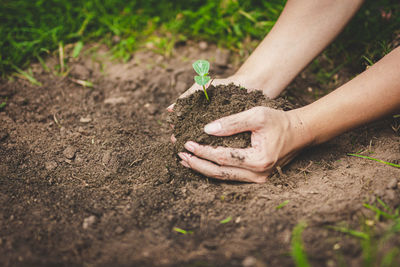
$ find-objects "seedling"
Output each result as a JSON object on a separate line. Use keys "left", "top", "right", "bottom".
{"left": 193, "top": 59, "right": 211, "bottom": 101}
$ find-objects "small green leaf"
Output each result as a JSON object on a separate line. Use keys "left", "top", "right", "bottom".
{"left": 220, "top": 216, "right": 232, "bottom": 224}
{"left": 194, "top": 75, "right": 210, "bottom": 86}
{"left": 193, "top": 60, "right": 210, "bottom": 76}
{"left": 0, "top": 100, "right": 6, "bottom": 109}
{"left": 173, "top": 227, "right": 193, "bottom": 234}
{"left": 73, "top": 41, "right": 84, "bottom": 58}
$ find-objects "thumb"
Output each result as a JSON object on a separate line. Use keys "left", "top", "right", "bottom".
{"left": 204, "top": 107, "right": 270, "bottom": 136}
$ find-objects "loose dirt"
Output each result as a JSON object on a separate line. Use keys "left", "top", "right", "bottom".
{"left": 0, "top": 42, "right": 399, "bottom": 266}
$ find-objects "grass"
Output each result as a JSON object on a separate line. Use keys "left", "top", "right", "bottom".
{"left": 173, "top": 227, "right": 193, "bottom": 234}
{"left": 219, "top": 216, "right": 232, "bottom": 224}
{"left": 329, "top": 198, "right": 400, "bottom": 267}
{"left": 290, "top": 197, "right": 400, "bottom": 266}
{"left": 1, "top": 0, "right": 399, "bottom": 77}
{"left": 348, "top": 153, "right": 400, "bottom": 168}
{"left": 275, "top": 200, "right": 290, "bottom": 210}
{"left": 291, "top": 221, "right": 311, "bottom": 267}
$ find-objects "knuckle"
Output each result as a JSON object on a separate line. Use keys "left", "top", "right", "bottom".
{"left": 252, "top": 107, "right": 268, "bottom": 124}
{"left": 214, "top": 170, "right": 228, "bottom": 180}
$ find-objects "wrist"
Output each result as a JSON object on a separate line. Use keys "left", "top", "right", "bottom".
{"left": 287, "top": 108, "right": 316, "bottom": 148}
{"left": 230, "top": 70, "right": 284, "bottom": 99}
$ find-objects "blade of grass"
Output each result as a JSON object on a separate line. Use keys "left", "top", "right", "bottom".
{"left": 173, "top": 227, "right": 192, "bottom": 234}
{"left": 36, "top": 54, "right": 50, "bottom": 73}
{"left": 328, "top": 225, "right": 369, "bottom": 240}
{"left": 347, "top": 153, "right": 400, "bottom": 168}
{"left": 0, "top": 98, "right": 7, "bottom": 109}
{"left": 363, "top": 203, "right": 395, "bottom": 220}
{"left": 12, "top": 65, "right": 42, "bottom": 86}
{"left": 70, "top": 78, "right": 93, "bottom": 88}
{"left": 59, "top": 42, "right": 64, "bottom": 74}
{"left": 220, "top": 216, "right": 232, "bottom": 224}
{"left": 73, "top": 41, "right": 84, "bottom": 58}
{"left": 276, "top": 200, "right": 290, "bottom": 210}
{"left": 291, "top": 222, "right": 311, "bottom": 267}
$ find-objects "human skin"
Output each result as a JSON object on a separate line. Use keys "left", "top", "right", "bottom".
{"left": 169, "top": 0, "right": 400, "bottom": 182}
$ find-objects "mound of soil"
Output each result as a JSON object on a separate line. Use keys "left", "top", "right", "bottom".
{"left": 171, "top": 84, "right": 291, "bottom": 153}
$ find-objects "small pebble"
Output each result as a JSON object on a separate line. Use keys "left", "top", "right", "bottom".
{"left": 63, "top": 146, "right": 76, "bottom": 159}
{"left": 242, "top": 256, "right": 257, "bottom": 267}
{"left": 115, "top": 226, "right": 124, "bottom": 234}
{"left": 45, "top": 161, "right": 58, "bottom": 171}
{"left": 199, "top": 41, "right": 208, "bottom": 50}
{"left": 82, "top": 215, "right": 96, "bottom": 229}
{"left": 80, "top": 116, "right": 92, "bottom": 123}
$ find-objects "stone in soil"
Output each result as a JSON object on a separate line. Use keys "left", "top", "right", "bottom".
{"left": 63, "top": 146, "right": 77, "bottom": 159}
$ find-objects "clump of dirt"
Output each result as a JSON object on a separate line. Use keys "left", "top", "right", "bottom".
{"left": 171, "top": 84, "right": 291, "bottom": 153}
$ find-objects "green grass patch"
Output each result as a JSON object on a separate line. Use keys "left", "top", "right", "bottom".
{"left": 329, "top": 198, "right": 400, "bottom": 267}
{"left": 1, "top": 0, "right": 399, "bottom": 76}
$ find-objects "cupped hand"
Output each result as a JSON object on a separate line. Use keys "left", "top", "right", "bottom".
{"left": 177, "top": 107, "right": 313, "bottom": 183}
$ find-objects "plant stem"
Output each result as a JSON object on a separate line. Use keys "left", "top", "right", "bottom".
{"left": 202, "top": 85, "right": 210, "bottom": 101}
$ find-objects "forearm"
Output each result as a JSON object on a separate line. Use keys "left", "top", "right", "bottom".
{"left": 298, "top": 47, "right": 400, "bottom": 145}
{"left": 234, "top": 0, "right": 364, "bottom": 98}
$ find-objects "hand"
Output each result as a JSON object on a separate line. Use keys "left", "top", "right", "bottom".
{"left": 177, "top": 107, "right": 313, "bottom": 183}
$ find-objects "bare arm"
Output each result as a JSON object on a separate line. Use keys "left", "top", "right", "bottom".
{"left": 235, "top": 0, "right": 364, "bottom": 98}
{"left": 299, "top": 46, "right": 400, "bottom": 145}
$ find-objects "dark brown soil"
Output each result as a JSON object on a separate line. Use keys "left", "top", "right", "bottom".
{"left": 0, "top": 42, "right": 399, "bottom": 267}
{"left": 171, "top": 84, "right": 291, "bottom": 153}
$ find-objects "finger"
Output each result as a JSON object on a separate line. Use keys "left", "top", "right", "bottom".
{"left": 171, "top": 134, "right": 177, "bottom": 143}
{"left": 167, "top": 103, "right": 175, "bottom": 112}
{"left": 184, "top": 141, "right": 269, "bottom": 172}
{"left": 204, "top": 107, "right": 273, "bottom": 136}
{"left": 178, "top": 152, "right": 269, "bottom": 183}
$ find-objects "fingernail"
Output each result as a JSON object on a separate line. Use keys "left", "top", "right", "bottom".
{"left": 180, "top": 161, "right": 190, "bottom": 168}
{"left": 178, "top": 152, "right": 190, "bottom": 162}
{"left": 184, "top": 141, "right": 197, "bottom": 152}
{"left": 204, "top": 122, "right": 221, "bottom": 134}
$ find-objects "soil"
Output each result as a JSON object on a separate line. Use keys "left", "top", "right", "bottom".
{"left": 0, "top": 42, "right": 399, "bottom": 267}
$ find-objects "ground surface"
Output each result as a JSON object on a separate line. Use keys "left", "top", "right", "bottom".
{"left": 0, "top": 43, "right": 399, "bottom": 267}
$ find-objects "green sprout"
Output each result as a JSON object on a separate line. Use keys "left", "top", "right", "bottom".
{"left": 193, "top": 59, "right": 211, "bottom": 101}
